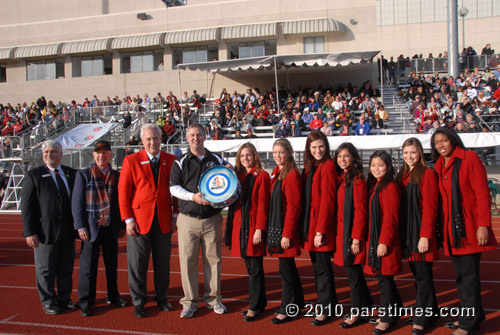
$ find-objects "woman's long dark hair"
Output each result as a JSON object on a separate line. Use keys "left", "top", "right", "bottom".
{"left": 367, "top": 150, "right": 395, "bottom": 192}
{"left": 430, "top": 127, "right": 465, "bottom": 161}
{"left": 334, "top": 142, "right": 363, "bottom": 185}
{"left": 235, "top": 142, "right": 262, "bottom": 174}
{"left": 396, "top": 137, "right": 427, "bottom": 185}
{"left": 304, "top": 131, "right": 331, "bottom": 173}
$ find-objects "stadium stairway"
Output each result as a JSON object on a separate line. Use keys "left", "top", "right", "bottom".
{"left": 381, "top": 83, "right": 416, "bottom": 134}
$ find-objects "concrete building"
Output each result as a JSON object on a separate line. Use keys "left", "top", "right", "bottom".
{"left": 0, "top": 0, "right": 499, "bottom": 104}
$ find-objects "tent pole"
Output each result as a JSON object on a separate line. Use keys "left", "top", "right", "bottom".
{"left": 274, "top": 56, "right": 280, "bottom": 113}
{"left": 380, "top": 52, "right": 384, "bottom": 102}
{"left": 178, "top": 70, "right": 184, "bottom": 130}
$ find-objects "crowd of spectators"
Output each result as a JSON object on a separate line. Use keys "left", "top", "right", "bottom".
{"left": 204, "top": 81, "right": 392, "bottom": 140}
{"left": 403, "top": 65, "right": 500, "bottom": 134}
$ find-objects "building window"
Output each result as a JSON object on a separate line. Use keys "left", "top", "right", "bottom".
{"left": 120, "top": 50, "right": 163, "bottom": 74}
{"left": 172, "top": 45, "right": 218, "bottom": 68}
{"left": 72, "top": 54, "right": 112, "bottom": 77}
{"left": 304, "top": 36, "right": 325, "bottom": 54}
{"left": 0, "top": 65, "right": 6, "bottom": 83}
{"left": 26, "top": 59, "right": 65, "bottom": 81}
{"left": 227, "top": 40, "right": 276, "bottom": 59}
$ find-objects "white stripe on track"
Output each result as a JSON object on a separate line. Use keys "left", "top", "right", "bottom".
{"left": 0, "top": 314, "right": 174, "bottom": 335}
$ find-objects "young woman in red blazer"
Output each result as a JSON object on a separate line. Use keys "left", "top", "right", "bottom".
{"left": 333, "top": 142, "right": 373, "bottom": 329}
{"left": 365, "top": 150, "right": 403, "bottom": 335}
{"left": 431, "top": 127, "right": 498, "bottom": 335}
{"left": 396, "top": 138, "right": 439, "bottom": 335}
{"left": 268, "top": 138, "right": 304, "bottom": 325}
{"left": 301, "top": 131, "right": 337, "bottom": 326}
{"left": 224, "top": 143, "right": 270, "bottom": 322}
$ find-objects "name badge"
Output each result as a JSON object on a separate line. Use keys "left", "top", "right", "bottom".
{"left": 42, "top": 174, "right": 51, "bottom": 178}
{"left": 141, "top": 161, "right": 150, "bottom": 165}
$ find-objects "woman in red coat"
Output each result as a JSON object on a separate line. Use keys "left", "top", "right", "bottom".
{"left": 365, "top": 150, "right": 403, "bottom": 335}
{"left": 268, "top": 138, "right": 304, "bottom": 324}
{"left": 333, "top": 142, "right": 373, "bottom": 329}
{"left": 224, "top": 143, "right": 270, "bottom": 322}
{"left": 396, "top": 138, "right": 439, "bottom": 334}
{"left": 301, "top": 131, "right": 337, "bottom": 326}
{"left": 431, "top": 127, "right": 497, "bottom": 335}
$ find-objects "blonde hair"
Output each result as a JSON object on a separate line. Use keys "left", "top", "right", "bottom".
{"left": 235, "top": 143, "right": 262, "bottom": 174}
{"left": 273, "top": 138, "right": 297, "bottom": 180}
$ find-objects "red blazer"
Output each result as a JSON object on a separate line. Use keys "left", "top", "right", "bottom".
{"left": 118, "top": 150, "right": 177, "bottom": 234}
{"left": 334, "top": 175, "right": 368, "bottom": 266}
{"left": 434, "top": 147, "right": 498, "bottom": 256}
{"left": 364, "top": 181, "right": 402, "bottom": 276}
{"left": 231, "top": 168, "right": 270, "bottom": 257}
{"left": 269, "top": 166, "right": 302, "bottom": 258}
{"left": 400, "top": 168, "right": 439, "bottom": 262}
{"left": 303, "top": 159, "right": 337, "bottom": 252}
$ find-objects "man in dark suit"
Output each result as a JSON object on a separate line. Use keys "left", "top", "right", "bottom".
{"left": 21, "top": 139, "right": 78, "bottom": 315}
{"left": 118, "top": 124, "right": 177, "bottom": 318}
{"left": 71, "top": 140, "right": 128, "bottom": 317}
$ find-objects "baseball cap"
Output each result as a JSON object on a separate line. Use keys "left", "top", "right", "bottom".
{"left": 94, "top": 140, "right": 111, "bottom": 152}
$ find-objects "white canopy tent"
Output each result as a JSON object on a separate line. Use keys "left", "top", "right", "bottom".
{"left": 176, "top": 51, "right": 381, "bottom": 109}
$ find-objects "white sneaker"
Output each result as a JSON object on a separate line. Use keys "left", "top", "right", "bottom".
{"left": 207, "top": 302, "right": 227, "bottom": 314}
{"left": 180, "top": 306, "right": 197, "bottom": 318}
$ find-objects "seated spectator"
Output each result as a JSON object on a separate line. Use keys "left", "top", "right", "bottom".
{"left": 301, "top": 107, "right": 313, "bottom": 124}
{"left": 240, "top": 117, "right": 253, "bottom": 132}
{"left": 325, "top": 110, "right": 337, "bottom": 130}
{"left": 288, "top": 121, "right": 301, "bottom": 137}
{"left": 482, "top": 44, "right": 494, "bottom": 55}
{"left": 234, "top": 129, "right": 243, "bottom": 139}
{"left": 275, "top": 123, "right": 288, "bottom": 138}
{"left": 293, "top": 112, "right": 305, "bottom": 131}
{"left": 246, "top": 128, "right": 257, "bottom": 138}
{"left": 211, "top": 123, "right": 224, "bottom": 140}
{"left": 427, "top": 120, "right": 440, "bottom": 135}
{"left": 421, "top": 117, "right": 433, "bottom": 133}
{"left": 316, "top": 108, "right": 327, "bottom": 121}
{"left": 156, "top": 115, "right": 165, "bottom": 127}
{"left": 375, "top": 105, "right": 389, "bottom": 122}
{"left": 320, "top": 120, "right": 333, "bottom": 136}
{"left": 467, "top": 120, "right": 480, "bottom": 133}
{"left": 371, "top": 114, "right": 384, "bottom": 130}
{"left": 332, "top": 96, "right": 343, "bottom": 112}
{"left": 162, "top": 120, "right": 175, "bottom": 143}
{"left": 354, "top": 116, "right": 370, "bottom": 135}
{"left": 309, "top": 114, "right": 323, "bottom": 131}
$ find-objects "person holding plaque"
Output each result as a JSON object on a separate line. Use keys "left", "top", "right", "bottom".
{"left": 224, "top": 143, "right": 270, "bottom": 322}
{"left": 268, "top": 139, "right": 305, "bottom": 325}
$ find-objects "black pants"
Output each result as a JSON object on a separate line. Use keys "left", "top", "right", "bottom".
{"left": 310, "top": 251, "right": 337, "bottom": 310}
{"left": 450, "top": 253, "right": 485, "bottom": 331}
{"left": 78, "top": 226, "right": 120, "bottom": 309}
{"left": 409, "top": 261, "right": 439, "bottom": 327}
{"left": 278, "top": 257, "right": 305, "bottom": 315}
{"left": 345, "top": 264, "right": 373, "bottom": 310}
{"left": 376, "top": 274, "right": 403, "bottom": 323}
{"left": 243, "top": 256, "right": 267, "bottom": 311}
{"left": 127, "top": 216, "right": 172, "bottom": 307}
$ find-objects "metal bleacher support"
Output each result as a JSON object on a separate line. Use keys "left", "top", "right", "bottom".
{"left": 0, "top": 158, "right": 32, "bottom": 212}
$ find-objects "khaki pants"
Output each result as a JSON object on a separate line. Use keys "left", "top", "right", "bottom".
{"left": 177, "top": 213, "right": 222, "bottom": 308}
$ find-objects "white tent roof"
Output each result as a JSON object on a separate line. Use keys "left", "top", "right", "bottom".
{"left": 177, "top": 51, "right": 380, "bottom": 73}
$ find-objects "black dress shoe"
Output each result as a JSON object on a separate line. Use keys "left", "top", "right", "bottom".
{"left": 243, "top": 311, "right": 260, "bottom": 322}
{"left": 311, "top": 316, "right": 330, "bottom": 326}
{"left": 134, "top": 305, "right": 146, "bottom": 318}
{"left": 106, "top": 298, "right": 128, "bottom": 308}
{"left": 372, "top": 322, "right": 396, "bottom": 335}
{"left": 241, "top": 308, "right": 265, "bottom": 316}
{"left": 42, "top": 303, "right": 61, "bottom": 315}
{"left": 369, "top": 317, "right": 380, "bottom": 325}
{"left": 445, "top": 320, "right": 459, "bottom": 329}
{"left": 339, "top": 316, "right": 369, "bottom": 329}
{"left": 271, "top": 316, "right": 293, "bottom": 324}
{"left": 412, "top": 328, "right": 425, "bottom": 335}
{"left": 157, "top": 300, "right": 173, "bottom": 311}
{"left": 58, "top": 300, "right": 79, "bottom": 310}
{"left": 80, "top": 307, "right": 92, "bottom": 317}
{"left": 406, "top": 318, "right": 414, "bottom": 325}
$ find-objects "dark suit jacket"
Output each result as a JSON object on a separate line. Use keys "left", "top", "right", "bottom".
{"left": 21, "top": 164, "right": 77, "bottom": 244}
{"left": 71, "top": 166, "right": 124, "bottom": 243}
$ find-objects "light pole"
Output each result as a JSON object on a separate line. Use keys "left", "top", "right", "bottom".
{"left": 458, "top": 6, "right": 469, "bottom": 51}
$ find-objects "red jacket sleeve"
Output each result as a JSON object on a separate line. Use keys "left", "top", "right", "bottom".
{"left": 281, "top": 169, "right": 302, "bottom": 239}
{"left": 118, "top": 155, "right": 135, "bottom": 221}
{"left": 315, "top": 160, "right": 337, "bottom": 234}
{"left": 351, "top": 176, "right": 368, "bottom": 241}
{"left": 419, "top": 169, "right": 438, "bottom": 239}
{"left": 466, "top": 151, "right": 492, "bottom": 227}
{"left": 255, "top": 171, "right": 270, "bottom": 231}
{"left": 378, "top": 182, "right": 401, "bottom": 246}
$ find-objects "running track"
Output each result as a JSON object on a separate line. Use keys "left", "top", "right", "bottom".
{"left": 0, "top": 213, "right": 499, "bottom": 335}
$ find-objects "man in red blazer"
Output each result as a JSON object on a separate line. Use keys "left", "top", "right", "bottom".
{"left": 118, "top": 124, "right": 177, "bottom": 318}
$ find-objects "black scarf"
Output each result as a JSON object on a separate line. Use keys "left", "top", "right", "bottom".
{"left": 299, "top": 165, "right": 317, "bottom": 243}
{"left": 267, "top": 179, "right": 284, "bottom": 255}
{"left": 224, "top": 206, "right": 235, "bottom": 248}
{"left": 400, "top": 183, "right": 424, "bottom": 262}
{"left": 240, "top": 173, "right": 256, "bottom": 257}
{"left": 368, "top": 188, "right": 382, "bottom": 274}
{"left": 451, "top": 158, "right": 467, "bottom": 249}
{"left": 343, "top": 180, "right": 355, "bottom": 266}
